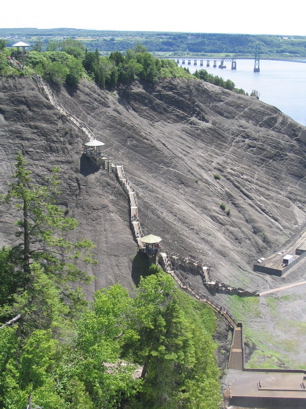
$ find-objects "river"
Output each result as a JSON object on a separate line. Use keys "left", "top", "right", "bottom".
{"left": 177, "top": 59, "right": 306, "bottom": 127}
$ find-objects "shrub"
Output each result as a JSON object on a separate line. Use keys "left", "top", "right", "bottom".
{"left": 220, "top": 203, "right": 226, "bottom": 211}
{"left": 214, "top": 174, "right": 221, "bottom": 180}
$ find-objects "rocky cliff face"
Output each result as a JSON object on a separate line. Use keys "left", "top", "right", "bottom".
{"left": 2, "top": 76, "right": 306, "bottom": 367}
{"left": 1, "top": 76, "right": 306, "bottom": 298}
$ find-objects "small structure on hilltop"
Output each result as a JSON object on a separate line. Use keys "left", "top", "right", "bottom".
{"left": 139, "top": 234, "right": 162, "bottom": 261}
{"left": 12, "top": 41, "right": 30, "bottom": 54}
{"left": 10, "top": 41, "right": 30, "bottom": 66}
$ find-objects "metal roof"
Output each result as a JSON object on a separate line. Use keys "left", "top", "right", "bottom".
{"left": 85, "top": 139, "right": 105, "bottom": 147}
{"left": 12, "top": 41, "right": 30, "bottom": 47}
{"left": 141, "top": 234, "right": 162, "bottom": 244}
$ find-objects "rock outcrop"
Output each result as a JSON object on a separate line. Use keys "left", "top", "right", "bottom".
{"left": 1, "top": 76, "right": 306, "bottom": 300}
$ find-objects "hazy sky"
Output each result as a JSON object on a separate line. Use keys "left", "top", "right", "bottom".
{"left": 1, "top": 0, "right": 305, "bottom": 36}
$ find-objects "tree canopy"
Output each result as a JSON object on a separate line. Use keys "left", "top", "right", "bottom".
{"left": 0, "top": 269, "right": 221, "bottom": 408}
{"left": 0, "top": 153, "right": 95, "bottom": 330}
{"left": 0, "top": 154, "right": 221, "bottom": 408}
{"left": 0, "top": 40, "right": 242, "bottom": 94}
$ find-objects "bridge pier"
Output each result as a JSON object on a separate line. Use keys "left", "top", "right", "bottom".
{"left": 254, "top": 44, "right": 260, "bottom": 72}
{"left": 231, "top": 60, "right": 237, "bottom": 70}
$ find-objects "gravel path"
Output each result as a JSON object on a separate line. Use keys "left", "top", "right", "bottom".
{"left": 259, "top": 281, "right": 306, "bottom": 296}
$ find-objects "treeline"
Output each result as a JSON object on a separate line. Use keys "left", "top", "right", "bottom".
{"left": 1, "top": 40, "right": 192, "bottom": 87}
{"left": 1, "top": 28, "right": 306, "bottom": 58}
{"left": 1, "top": 39, "right": 249, "bottom": 95}
{"left": 0, "top": 154, "right": 221, "bottom": 409}
{"left": 193, "top": 69, "right": 249, "bottom": 94}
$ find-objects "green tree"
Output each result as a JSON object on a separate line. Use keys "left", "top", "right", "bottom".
{"left": 66, "top": 57, "right": 84, "bottom": 86}
{"left": 0, "top": 47, "right": 15, "bottom": 75}
{"left": 61, "top": 39, "right": 86, "bottom": 60}
{"left": 224, "top": 79, "right": 235, "bottom": 90}
{"left": 26, "top": 51, "right": 48, "bottom": 76}
{"left": 124, "top": 59, "right": 143, "bottom": 81}
{"left": 1, "top": 153, "right": 95, "bottom": 317}
{"left": 73, "top": 284, "right": 142, "bottom": 408}
{"left": 32, "top": 38, "right": 43, "bottom": 52}
{"left": 43, "top": 60, "right": 68, "bottom": 84}
{"left": 194, "top": 69, "right": 209, "bottom": 81}
{"left": 83, "top": 50, "right": 98, "bottom": 74}
{"left": 135, "top": 52, "right": 159, "bottom": 82}
{"left": 0, "top": 328, "right": 67, "bottom": 409}
{"left": 0, "top": 247, "right": 22, "bottom": 307}
{"left": 129, "top": 271, "right": 221, "bottom": 409}
{"left": 46, "top": 39, "right": 61, "bottom": 52}
{"left": 109, "top": 51, "right": 125, "bottom": 66}
{"left": 0, "top": 39, "right": 7, "bottom": 51}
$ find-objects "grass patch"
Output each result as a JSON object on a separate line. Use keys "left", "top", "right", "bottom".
{"left": 243, "top": 327, "right": 289, "bottom": 369}
{"left": 246, "top": 349, "right": 285, "bottom": 369}
{"left": 277, "top": 319, "right": 306, "bottom": 338}
{"left": 229, "top": 295, "right": 261, "bottom": 321}
{"left": 266, "top": 297, "right": 280, "bottom": 317}
{"left": 241, "top": 318, "right": 306, "bottom": 368}
{"left": 229, "top": 292, "right": 306, "bottom": 369}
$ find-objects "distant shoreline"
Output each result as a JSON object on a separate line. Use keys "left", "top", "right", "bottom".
{"left": 166, "top": 56, "right": 306, "bottom": 63}
{"left": 238, "top": 58, "right": 306, "bottom": 63}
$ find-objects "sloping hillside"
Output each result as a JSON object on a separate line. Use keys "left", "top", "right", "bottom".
{"left": 1, "top": 76, "right": 306, "bottom": 367}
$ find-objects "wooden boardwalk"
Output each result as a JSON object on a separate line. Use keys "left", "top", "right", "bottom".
{"left": 228, "top": 325, "right": 243, "bottom": 370}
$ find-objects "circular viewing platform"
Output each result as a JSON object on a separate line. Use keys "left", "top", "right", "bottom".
{"left": 139, "top": 234, "right": 162, "bottom": 254}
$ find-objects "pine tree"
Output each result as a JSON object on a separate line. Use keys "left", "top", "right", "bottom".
{"left": 1, "top": 152, "right": 96, "bottom": 327}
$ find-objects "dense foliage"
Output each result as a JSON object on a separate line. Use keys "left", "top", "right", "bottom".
{"left": 0, "top": 40, "right": 192, "bottom": 86}
{"left": 0, "top": 155, "right": 221, "bottom": 408}
{"left": 0, "top": 40, "right": 248, "bottom": 94}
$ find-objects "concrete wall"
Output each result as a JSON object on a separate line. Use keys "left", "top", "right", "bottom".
{"left": 253, "top": 264, "right": 282, "bottom": 276}
{"left": 253, "top": 247, "right": 306, "bottom": 277}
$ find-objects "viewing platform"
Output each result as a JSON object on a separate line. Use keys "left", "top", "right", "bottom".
{"left": 83, "top": 139, "right": 114, "bottom": 172}
{"left": 138, "top": 234, "right": 162, "bottom": 255}
{"left": 225, "top": 324, "right": 306, "bottom": 408}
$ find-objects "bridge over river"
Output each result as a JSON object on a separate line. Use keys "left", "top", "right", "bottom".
{"left": 164, "top": 56, "right": 260, "bottom": 72}
{"left": 170, "top": 57, "right": 237, "bottom": 70}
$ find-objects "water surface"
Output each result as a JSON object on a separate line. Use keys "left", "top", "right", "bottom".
{"left": 178, "top": 59, "right": 306, "bottom": 126}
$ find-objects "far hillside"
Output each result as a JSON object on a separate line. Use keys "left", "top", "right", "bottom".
{"left": 1, "top": 28, "right": 306, "bottom": 59}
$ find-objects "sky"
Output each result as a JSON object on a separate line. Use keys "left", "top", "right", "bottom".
{"left": 1, "top": 0, "right": 306, "bottom": 36}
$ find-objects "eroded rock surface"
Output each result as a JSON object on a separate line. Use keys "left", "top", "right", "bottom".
{"left": 1, "top": 76, "right": 306, "bottom": 366}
